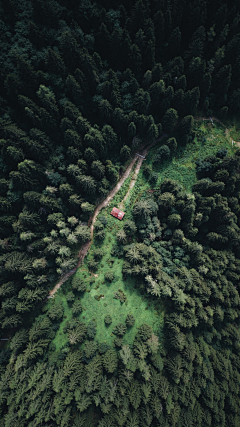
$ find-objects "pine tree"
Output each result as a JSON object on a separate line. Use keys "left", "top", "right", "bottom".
{"left": 162, "top": 108, "right": 178, "bottom": 133}
{"left": 45, "top": 48, "right": 66, "bottom": 75}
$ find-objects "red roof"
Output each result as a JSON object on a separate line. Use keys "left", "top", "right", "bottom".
{"left": 110, "top": 207, "right": 125, "bottom": 220}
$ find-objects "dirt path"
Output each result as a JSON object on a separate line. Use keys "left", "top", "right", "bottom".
{"left": 48, "top": 134, "right": 166, "bottom": 298}
{"left": 194, "top": 116, "right": 240, "bottom": 147}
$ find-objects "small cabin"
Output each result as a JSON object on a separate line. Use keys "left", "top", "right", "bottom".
{"left": 110, "top": 207, "right": 125, "bottom": 220}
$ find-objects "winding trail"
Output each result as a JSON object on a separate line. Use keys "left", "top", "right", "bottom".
{"left": 48, "top": 134, "right": 166, "bottom": 298}
{"left": 47, "top": 116, "right": 239, "bottom": 298}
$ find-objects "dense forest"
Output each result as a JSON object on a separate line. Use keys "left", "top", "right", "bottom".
{"left": 0, "top": 0, "right": 240, "bottom": 426}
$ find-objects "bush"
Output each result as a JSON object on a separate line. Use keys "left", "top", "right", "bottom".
{"left": 98, "top": 215, "right": 107, "bottom": 226}
{"left": 120, "top": 145, "right": 131, "bottom": 160}
{"left": 136, "top": 324, "right": 153, "bottom": 341}
{"left": 123, "top": 220, "right": 137, "bottom": 236}
{"left": 112, "top": 323, "right": 127, "bottom": 336}
{"left": 114, "top": 337, "right": 123, "bottom": 347}
{"left": 87, "top": 320, "right": 97, "bottom": 339}
{"left": 84, "top": 340, "right": 98, "bottom": 359}
{"left": 104, "top": 315, "right": 112, "bottom": 325}
{"left": 104, "top": 270, "right": 114, "bottom": 282}
{"left": 72, "top": 276, "right": 87, "bottom": 293}
{"left": 72, "top": 300, "right": 82, "bottom": 315}
{"left": 166, "top": 137, "right": 177, "bottom": 152}
{"left": 117, "top": 230, "right": 127, "bottom": 244}
{"left": 143, "top": 164, "right": 152, "bottom": 178}
{"left": 150, "top": 172, "right": 159, "bottom": 184}
{"left": 66, "top": 291, "right": 75, "bottom": 304}
{"left": 94, "top": 220, "right": 104, "bottom": 231}
{"left": 95, "top": 230, "right": 106, "bottom": 241}
{"left": 216, "top": 148, "right": 228, "bottom": 159}
{"left": 93, "top": 248, "right": 104, "bottom": 260}
{"left": 98, "top": 342, "right": 110, "bottom": 354}
{"left": 87, "top": 259, "right": 98, "bottom": 271}
{"left": 167, "top": 213, "right": 181, "bottom": 228}
{"left": 125, "top": 313, "right": 135, "bottom": 327}
{"left": 156, "top": 145, "right": 171, "bottom": 161}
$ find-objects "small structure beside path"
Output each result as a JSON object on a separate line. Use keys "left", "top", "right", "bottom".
{"left": 110, "top": 207, "right": 125, "bottom": 220}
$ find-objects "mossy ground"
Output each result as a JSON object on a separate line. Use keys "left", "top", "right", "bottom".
{"left": 48, "top": 119, "right": 239, "bottom": 353}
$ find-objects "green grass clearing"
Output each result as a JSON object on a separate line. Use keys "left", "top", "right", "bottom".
{"left": 48, "top": 119, "right": 239, "bottom": 354}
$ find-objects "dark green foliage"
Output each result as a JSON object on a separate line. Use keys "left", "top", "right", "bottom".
{"left": 162, "top": 108, "right": 178, "bottom": 133}
{"left": 0, "top": 1, "right": 240, "bottom": 425}
{"left": 98, "top": 342, "right": 110, "bottom": 354}
{"left": 135, "top": 324, "right": 153, "bottom": 342}
{"left": 120, "top": 145, "right": 131, "bottom": 160}
{"left": 167, "top": 213, "right": 181, "bottom": 228}
{"left": 66, "top": 291, "right": 75, "bottom": 304}
{"left": 104, "top": 270, "right": 114, "bottom": 282}
{"left": 104, "top": 315, "right": 112, "bottom": 325}
{"left": 87, "top": 320, "right": 97, "bottom": 339}
{"left": 166, "top": 137, "right": 177, "bottom": 153}
{"left": 112, "top": 323, "right": 127, "bottom": 337}
{"left": 102, "top": 348, "right": 118, "bottom": 373}
{"left": 123, "top": 220, "right": 137, "bottom": 236}
{"left": 154, "top": 145, "right": 171, "bottom": 163}
{"left": 72, "top": 276, "right": 87, "bottom": 293}
{"left": 72, "top": 299, "right": 83, "bottom": 315}
{"left": 67, "top": 321, "right": 87, "bottom": 345}
{"left": 114, "top": 336, "right": 123, "bottom": 348}
{"left": 133, "top": 199, "right": 158, "bottom": 221}
{"left": 93, "top": 248, "right": 104, "bottom": 260}
{"left": 125, "top": 313, "right": 135, "bottom": 327}
{"left": 84, "top": 340, "right": 98, "bottom": 359}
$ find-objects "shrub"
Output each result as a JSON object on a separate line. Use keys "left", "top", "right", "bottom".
{"left": 114, "top": 337, "right": 123, "bottom": 347}
{"left": 123, "top": 220, "right": 137, "bottom": 236}
{"left": 72, "top": 299, "right": 82, "bottom": 315}
{"left": 66, "top": 291, "right": 75, "bottom": 304}
{"left": 87, "top": 320, "right": 97, "bottom": 339}
{"left": 98, "top": 342, "right": 110, "bottom": 354}
{"left": 166, "top": 137, "right": 177, "bottom": 152}
{"left": 87, "top": 259, "right": 98, "bottom": 271}
{"left": 93, "top": 248, "right": 104, "bottom": 260}
{"left": 117, "top": 229, "right": 127, "bottom": 244}
{"left": 112, "top": 323, "right": 127, "bottom": 337}
{"left": 167, "top": 213, "right": 181, "bottom": 228}
{"left": 84, "top": 340, "right": 98, "bottom": 359}
{"left": 95, "top": 230, "right": 106, "bottom": 241}
{"left": 136, "top": 324, "right": 153, "bottom": 342}
{"left": 94, "top": 220, "right": 104, "bottom": 231}
{"left": 156, "top": 145, "right": 171, "bottom": 161}
{"left": 216, "top": 148, "right": 228, "bottom": 158}
{"left": 150, "top": 172, "right": 159, "bottom": 184}
{"left": 72, "top": 276, "right": 87, "bottom": 293}
{"left": 104, "top": 270, "right": 114, "bottom": 282}
{"left": 125, "top": 314, "right": 135, "bottom": 327}
{"left": 104, "top": 315, "right": 112, "bottom": 325}
{"left": 98, "top": 215, "right": 107, "bottom": 226}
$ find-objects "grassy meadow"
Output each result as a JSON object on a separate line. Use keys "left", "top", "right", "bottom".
{"left": 47, "top": 118, "right": 239, "bottom": 354}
